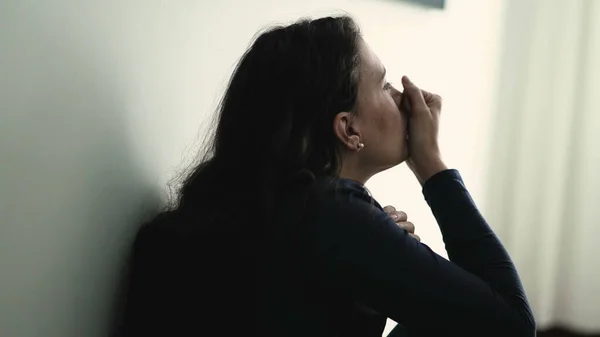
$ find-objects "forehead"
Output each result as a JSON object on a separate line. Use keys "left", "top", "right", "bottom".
{"left": 357, "top": 38, "right": 384, "bottom": 79}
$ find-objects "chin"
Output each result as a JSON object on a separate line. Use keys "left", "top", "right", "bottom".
{"left": 397, "top": 147, "right": 410, "bottom": 164}
{"left": 379, "top": 153, "right": 409, "bottom": 172}
{"left": 396, "top": 156, "right": 409, "bottom": 167}
{"left": 372, "top": 146, "right": 410, "bottom": 172}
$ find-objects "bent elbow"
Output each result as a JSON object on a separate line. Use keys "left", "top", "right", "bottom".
{"left": 523, "top": 316, "right": 537, "bottom": 337}
{"left": 511, "top": 311, "right": 537, "bottom": 337}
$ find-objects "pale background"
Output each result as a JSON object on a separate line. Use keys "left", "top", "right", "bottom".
{"left": 1, "top": 0, "right": 597, "bottom": 336}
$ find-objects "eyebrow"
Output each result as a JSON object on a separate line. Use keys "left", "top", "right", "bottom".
{"left": 379, "top": 67, "right": 387, "bottom": 82}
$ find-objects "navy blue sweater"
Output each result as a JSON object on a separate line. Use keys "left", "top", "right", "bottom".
{"left": 120, "top": 169, "right": 535, "bottom": 337}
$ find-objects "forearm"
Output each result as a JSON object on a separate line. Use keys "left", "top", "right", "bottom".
{"left": 423, "top": 170, "right": 496, "bottom": 245}
{"left": 313, "top": 175, "right": 535, "bottom": 336}
{"left": 422, "top": 169, "right": 532, "bottom": 316}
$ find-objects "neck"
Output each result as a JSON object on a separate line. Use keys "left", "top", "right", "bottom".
{"left": 339, "top": 155, "right": 373, "bottom": 185}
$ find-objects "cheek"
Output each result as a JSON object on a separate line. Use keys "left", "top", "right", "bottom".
{"left": 359, "top": 94, "right": 406, "bottom": 144}
{"left": 380, "top": 102, "right": 406, "bottom": 137}
{"left": 383, "top": 106, "right": 408, "bottom": 156}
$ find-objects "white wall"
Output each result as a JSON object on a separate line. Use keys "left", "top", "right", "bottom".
{"left": 484, "top": 0, "right": 600, "bottom": 331}
{"left": 0, "top": 1, "right": 505, "bottom": 336}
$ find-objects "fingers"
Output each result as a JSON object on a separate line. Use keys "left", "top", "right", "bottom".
{"left": 382, "top": 206, "right": 420, "bottom": 242}
{"left": 391, "top": 211, "right": 408, "bottom": 222}
{"left": 397, "top": 220, "right": 420, "bottom": 242}
{"left": 401, "top": 76, "right": 427, "bottom": 114}
{"left": 421, "top": 89, "right": 442, "bottom": 111}
{"left": 401, "top": 77, "right": 442, "bottom": 114}
{"left": 383, "top": 205, "right": 396, "bottom": 213}
{"left": 397, "top": 221, "right": 415, "bottom": 234}
{"left": 383, "top": 205, "right": 408, "bottom": 222}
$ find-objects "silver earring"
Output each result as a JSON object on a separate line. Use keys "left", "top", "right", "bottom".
{"left": 357, "top": 142, "right": 365, "bottom": 151}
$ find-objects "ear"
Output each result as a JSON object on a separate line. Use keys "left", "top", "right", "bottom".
{"left": 333, "top": 112, "right": 362, "bottom": 151}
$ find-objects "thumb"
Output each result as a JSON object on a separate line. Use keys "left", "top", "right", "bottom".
{"left": 401, "top": 76, "right": 427, "bottom": 114}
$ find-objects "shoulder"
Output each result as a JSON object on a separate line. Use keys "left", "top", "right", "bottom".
{"left": 305, "top": 176, "right": 388, "bottom": 229}
{"left": 131, "top": 210, "right": 182, "bottom": 262}
{"left": 137, "top": 210, "right": 177, "bottom": 240}
{"left": 310, "top": 176, "right": 382, "bottom": 207}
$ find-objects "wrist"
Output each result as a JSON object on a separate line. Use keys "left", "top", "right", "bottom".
{"left": 411, "top": 158, "right": 448, "bottom": 185}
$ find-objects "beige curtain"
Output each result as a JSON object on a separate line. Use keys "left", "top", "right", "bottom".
{"left": 485, "top": 0, "right": 600, "bottom": 332}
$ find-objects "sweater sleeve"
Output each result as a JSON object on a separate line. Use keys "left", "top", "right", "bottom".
{"left": 309, "top": 170, "right": 535, "bottom": 337}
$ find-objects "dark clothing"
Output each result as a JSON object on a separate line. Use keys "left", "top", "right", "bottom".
{"left": 120, "top": 170, "right": 535, "bottom": 337}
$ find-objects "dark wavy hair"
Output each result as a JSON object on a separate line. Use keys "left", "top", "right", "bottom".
{"left": 117, "top": 16, "right": 363, "bottom": 336}
{"left": 171, "top": 16, "right": 362, "bottom": 223}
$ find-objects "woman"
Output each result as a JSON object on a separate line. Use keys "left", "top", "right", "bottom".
{"left": 120, "top": 16, "right": 535, "bottom": 337}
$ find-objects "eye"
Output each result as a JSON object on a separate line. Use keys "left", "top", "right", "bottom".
{"left": 383, "top": 82, "right": 393, "bottom": 90}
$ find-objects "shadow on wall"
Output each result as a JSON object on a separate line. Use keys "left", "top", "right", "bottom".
{"left": 0, "top": 6, "right": 165, "bottom": 337}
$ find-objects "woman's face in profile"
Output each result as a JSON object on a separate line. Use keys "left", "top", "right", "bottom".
{"left": 352, "top": 39, "right": 409, "bottom": 170}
